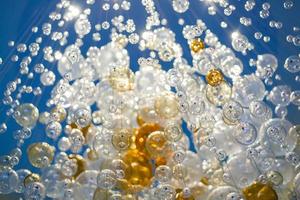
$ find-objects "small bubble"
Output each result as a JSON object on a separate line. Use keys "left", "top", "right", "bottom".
{"left": 286, "top": 35, "right": 294, "bottom": 43}
{"left": 254, "top": 32, "right": 263, "bottom": 39}
{"left": 293, "top": 35, "right": 300, "bottom": 46}
{"left": 221, "top": 21, "right": 228, "bottom": 28}
{"left": 8, "top": 41, "right": 15, "bottom": 47}
{"left": 262, "top": 2, "right": 271, "bottom": 10}
{"left": 263, "top": 36, "right": 270, "bottom": 43}
{"left": 284, "top": 1, "right": 294, "bottom": 9}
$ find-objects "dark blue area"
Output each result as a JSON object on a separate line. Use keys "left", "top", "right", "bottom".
{"left": 0, "top": 0, "right": 299, "bottom": 198}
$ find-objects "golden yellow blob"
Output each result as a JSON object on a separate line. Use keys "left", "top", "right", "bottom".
{"left": 154, "top": 93, "right": 179, "bottom": 119}
{"left": 200, "top": 177, "right": 209, "bottom": 186}
{"left": 206, "top": 69, "right": 224, "bottom": 87}
{"left": 86, "top": 148, "right": 99, "bottom": 161}
{"left": 123, "top": 194, "right": 137, "bottom": 200}
{"left": 242, "top": 182, "right": 278, "bottom": 200}
{"left": 136, "top": 114, "right": 146, "bottom": 126}
{"left": 155, "top": 156, "right": 167, "bottom": 167}
{"left": 112, "top": 128, "right": 132, "bottom": 151}
{"left": 27, "top": 142, "right": 55, "bottom": 168}
{"left": 109, "top": 67, "right": 134, "bottom": 92}
{"left": 70, "top": 123, "right": 91, "bottom": 139}
{"left": 145, "top": 131, "right": 167, "bottom": 157}
{"left": 190, "top": 38, "right": 205, "bottom": 53}
{"left": 24, "top": 173, "right": 41, "bottom": 187}
{"left": 93, "top": 188, "right": 112, "bottom": 200}
{"left": 122, "top": 149, "right": 153, "bottom": 189}
{"left": 176, "top": 189, "right": 195, "bottom": 200}
{"left": 68, "top": 154, "right": 87, "bottom": 179}
{"left": 135, "top": 123, "right": 161, "bottom": 153}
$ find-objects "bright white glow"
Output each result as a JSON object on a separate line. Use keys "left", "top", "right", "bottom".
{"left": 54, "top": 51, "right": 62, "bottom": 60}
{"left": 64, "top": 5, "right": 81, "bottom": 21}
{"left": 231, "top": 31, "right": 240, "bottom": 39}
{"left": 69, "top": 5, "right": 81, "bottom": 17}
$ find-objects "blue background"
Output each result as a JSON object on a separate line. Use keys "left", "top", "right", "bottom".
{"left": 0, "top": 0, "right": 299, "bottom": 199}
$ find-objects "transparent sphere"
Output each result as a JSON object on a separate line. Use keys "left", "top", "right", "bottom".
{"left": 269, "top": 85, "right": 292, "bottom": 106}
{"left": 94, "top": 43, "right": 130, "bottom": 78}
{"left": 271, "top": 159, "right": 295, "bottom": 185}
{"left": 72, "top": 78, "right": 97, "bottom": 105}
{"left": 233, "top": 75, "right": 265, "bottom": 107}
{"left": 231, "top": 32, "right": 249, "bottom": 53}
{"left": 275, "top": 105, "right": 288, "bottom": 118}
{"left": 220, "top": 56, "right": 243, "bottom": 78}
{"left": 108, "top": 67, "right": 134, "bottom": 92}
{"left": 180, "top": 151, "right": 204, "bottom": 184}
{"left": 111, "top": 128, "right": 132, "bottom": 151}
{"left": 206, "top": 82, "right": 232, "bottom": 106}
{"left": 74, "top": 107, "right": 92, "bottom": 128}
{"left": 15, "top": 169, "right": 31, "bottom": 193}
{"left": 145, "top": 131, "right": 168, "bottom": 157}
{"left": 69, "top": 129, "right": 85, "bottom": 148}
{"left": 226, "top": 192, "right": 242, "bottom": 200}
{"left": 154, "top": 93, "right": 179, "bottom": 119}
{"left": 172, "top": 0, "right": 190, "bottom": 13}
{"left": 27, "top": 142, "right": 55, "bottom": 168}
{"left": 61, "top": 158, "right": 78, "bottom": 177}
{"left": 233, "top": 122, "right": 257, "bottom": 145}
{"left": 172, "top": 164, "right": 187, "bottom": 180}
{"left": 57, "top": 61, "right": 81, "bottom": 82}
{"left": 51, "top": 80, "right": 75, "bottom": 107}
{"left": 155, "top": 165, "right": 172, "bottom": 182}
{"left": 75, "top": 17, "right": 91, "bottom": 36}
{"left": 173, "top": 150, "right": 186, "bottom": 163}
{"left": 167, "top": 68, "right": 183, "bottom": 87}
{"left": 97, "top": 169, "right": 117, "bottom": 189}
{"left": 290, "top": 90, "right": 300, "bottom": 106}
{"left": 74, "top": 170, "right": 98, "bottom": 200}
{"left": 154, "top": 27, "right": 176, "bottom": 45}
{"left": 284, "top": 55, "right": 300, "bottom": 73}
{"left": 284, "top": 1, "right": 294, "bottom": 9}
{"left": 24, "top": 182, "right": 46, "bottom": 200}
{"left": 154, "top": 184, "right": 176, "bottom": 200}
{"left": 294, "top": 173, "right": 300, "bottom": 195}
{"left": 193, "top": 50, "right": 215, "bottom": 75}
{"left": 249, "top": 101, "right": 272, "bottom": 123}
{"left": 14, "top": 103, "right": 39, "bottom": 128}
{"left": 46, "top": 121, "right": 62, "bottom": 139}
{"left": 226, "top": 153, "right": 259, "bottom": 188}
{"left": 267, "top": 171, "right": 283, "bottom": 186}
{"left": 158, "top": 44, "right": 176, "bottom": 62}
{"left": 207, "top": 186, "right": 237, "bottom": 200}
{"left": 41, "top": 166, "right": 64, "bottom": 198}
{"left": 259, "top": 118, "right": 296, "bottom": 156}
{"left": 0, "top": 167, "right": 19, "bottom": 194}
{"left": 222, "top": 100, "right": 244, "bottom": 125}
{"left": 93, "top": 129, "right": 117, "bottom": 158}
{"left": 58, "top": 137, "right": 71, "bottom": 152}
{"left": 289, "top": 125, "right": 300, "bottom": 138}
{"left": 189, "top": 95, "right": 206, "bottom": 115}
{"left": 40, "top": 70, "right": 56, "bottom": 86}
{"left": 256, "top": 54, "right": 278, "bottom": 78}
{"left": 164, "top": 122, "right": 183, "bottom": 142}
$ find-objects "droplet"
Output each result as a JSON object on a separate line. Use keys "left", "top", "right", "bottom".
{"left": 14, "top": 103, "right": 39, "bottom": 128}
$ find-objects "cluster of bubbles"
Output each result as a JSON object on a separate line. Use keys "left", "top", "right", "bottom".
{"left": 0, "top": 0, "right": 299, "bottom": 200}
